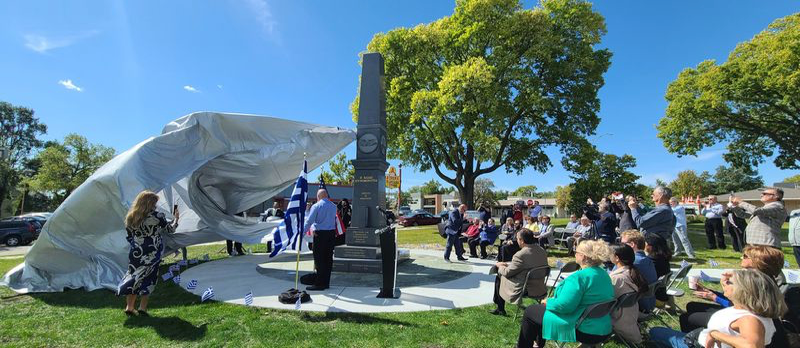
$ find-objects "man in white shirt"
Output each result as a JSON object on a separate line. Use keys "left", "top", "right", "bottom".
{"left": 701, "top": 195, "right": 725, "bottom": 249}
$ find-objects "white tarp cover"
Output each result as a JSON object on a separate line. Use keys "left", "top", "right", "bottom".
{"left": 2, "top": 112, "right": 355, "bottom": 293}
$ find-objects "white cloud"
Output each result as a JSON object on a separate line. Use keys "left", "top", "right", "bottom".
{"left": 242, "top": 0, "right": 278, "bottom": 37}
{"left": 58, "top": 79, "right": 83, "bottom": 92}
{"left": 24, "top": 31, "right": 98, "bottom": 54}
{"left": 217, "top": 84, "right": 223, "bottom": 89}
{"left": 690, "top": 149, "right": 725, "bottom": 162}
{"left": 183, "top": 85, "right": 200, "bottom": 93}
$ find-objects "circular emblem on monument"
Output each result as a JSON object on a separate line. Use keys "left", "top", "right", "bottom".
{"left": 358, "top": 133, "right": 379, "bottom": 154}
{"left": 380, "top": 135, "right": 387, "bottom": 155}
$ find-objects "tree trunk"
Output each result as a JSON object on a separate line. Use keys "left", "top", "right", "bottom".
{"left": 459, "top": 174, "right": 476, "bottom": 209}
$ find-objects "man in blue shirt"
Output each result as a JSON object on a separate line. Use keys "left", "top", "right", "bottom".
{"left": 630, "top": 186, "right": 676, "bottom": 242}
{"left": 528, "top": 201, "right": 542, "bottom": 219}
{"left": 304, "top": 189, "right": 338, "bottom": 290}
{"left": 621, "top": 230, "right": 657, "bottom": 312}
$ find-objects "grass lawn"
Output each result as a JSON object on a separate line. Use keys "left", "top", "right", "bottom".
{"left": 0, "top": 218, "right": 786, "bottom": 347}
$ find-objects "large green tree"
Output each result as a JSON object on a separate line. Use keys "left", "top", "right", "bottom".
{"left": 28, "top": 133, "right": 115, "bottom": 203}
{"left": 658, "top": 13, "right": 800, "bottom": 170}
{"left": 0, "top": 102, "right": 47, "bottom": 215}
{"left": 711, "top": 165, "right": 763, "bottom": 194}
{"left": 784, "top": 174, "right": 800, "bottom": 184}
{"left": 473, "top": 178, "right": 498, "bottom": 206}
{"left": 325, "top": 152, "right": 354, "bottom": 185}
{"left": 670, "top": 170, "right": 713, "bottom": 199}
{"left": 352, "top": 0, "right": 611, "bottom": 208}
{"left": 562, "top": 146, "right": 640, "bottom": 214}
{"left": 512, "top": 185, "right": 537, "bottom": 197}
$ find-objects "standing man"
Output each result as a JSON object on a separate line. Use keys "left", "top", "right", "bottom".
{"left": 701, "top": 195, "right": 726, "bottom": 250}
{"left": 528, "top": 200, "right": 542, "bottom": 219}
{"left": 721, "top": 202, "right": 747, "bottom": 252}
{"left": 445, "top": 204, "right": 469, "bottom": 262}
{"left": 730, "top": 187, "right": 788, "bottom": 249}
{"left": 789, "top": 208, "right": 800, "bottom": 266}
{"left": 670, "top": 197, "right": 695, "bottom": 258}
{"left": 630, "top": 186, "right": 676, "bottom": 242}
{"left": 303, "top": 189, "right": 338, "bottom": 291}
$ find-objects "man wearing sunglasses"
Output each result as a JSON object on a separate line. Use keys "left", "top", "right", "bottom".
{"left": 730, "top": 187, "right": 788, "bottom": 249}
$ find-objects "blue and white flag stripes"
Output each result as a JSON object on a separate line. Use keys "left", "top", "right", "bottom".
{"left": 785, "top": 260, "right": 791, "bottom": 268}
{"left": 186, "top": 279, "right": 198, "bottom": 290}
{"left": 245, "top": 291, "right": 254, "bottom": 306}
{"left": 295, "top": 296, "right": 302, "bottom": 310}
{"left": 708, "top": 259, "right": 719, "bottom": 267}
{"left": 699, "top": 271, "right": 712, "bottom": 282}
{"left": 161, "top": 271, "right": 174, "bottom": 281}
{"left": 173, "top": 274, "right": 181, "bottom": 284}
{"left": 169, "top": 264, "right": 180, "bottom": 272}
{"left": 555, "top": 260, "right": 564, "bottom": 269}
{"left": 789, "top": 272, "right": 799, "bottom": 283}
{"left": 201, "top": 287, "right": 215, "bottom": 302}
{"left": 269, "top": 160, "right": 308, "bottom": 258}
{"left": 178, "top": 259, "right": 188, "bottom": 266}
{"left": 681, "top": 260, "right": 690, "bottom": 269}
{"left": 189, "top": 259, "right": 198, "bottom": 265}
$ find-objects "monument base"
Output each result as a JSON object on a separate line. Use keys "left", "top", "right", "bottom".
{"left": 332, "top": 249, "right": 411, "bottom": 274}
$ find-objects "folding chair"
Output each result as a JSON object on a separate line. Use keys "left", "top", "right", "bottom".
{"left": 548, "top": 261, "right": 581, "bottom": 296}
{"left": 662, "top": 264, "right": 693, "bottom": 323}
{"left": 553, "top": 228, "right": 575, "bottom": 251}
{"left": 555, "top": 299, "right": 618, "bottom": 348}
{"left": 638, "top": 273, "right": 672, "bottom": 328}
{"left": 609, "top": 291, "right": 641, "bottom": 348}
{"left": 512, "top": 265, "right": 551, "bottom": 320}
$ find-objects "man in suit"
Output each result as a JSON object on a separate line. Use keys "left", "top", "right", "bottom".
{"left": 444, "top": 204, "right": 468, "bottom": 262}
{"left": 303, "top": 189, "right": 338, "bottom": 291}
{"left": 730, "top": 187, "right": 788, "bottom": 249}
{"left": 491, "top": 228, "right": 549, "bottom": 315}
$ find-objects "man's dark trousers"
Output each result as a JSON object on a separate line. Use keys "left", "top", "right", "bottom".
{"left": 312, "top": 229, "right": 336, "bottom": 288}
{"left": 444, "top": 233, "right": 465, "bottom": 260}
{"left": 704, "top": 218, "right": 725, "bottom": 249}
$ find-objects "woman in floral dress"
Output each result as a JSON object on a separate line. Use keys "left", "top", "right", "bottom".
{"left": 117, "top": 191, "right": 178, "bottom": 316}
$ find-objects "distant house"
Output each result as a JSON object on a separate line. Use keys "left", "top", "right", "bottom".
{"left": 713, "top": 182, "right": 800, "bottom": 214}
{"left": 408, "top": 192, "right": 459, "bottom": 214}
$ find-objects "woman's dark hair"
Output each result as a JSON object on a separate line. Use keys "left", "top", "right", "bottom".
{"left": 518, "top": 228, "right": 536, "bottom": 245}
{"left": 645, "top": 235, "right": 672, "bottom": 262}
{"left": 612, "top": 244, "right": 649, "bottom": 294}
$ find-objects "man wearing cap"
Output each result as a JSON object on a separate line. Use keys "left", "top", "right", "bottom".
{"left": 730, "top": 187, "right": 787, "bottom": 249}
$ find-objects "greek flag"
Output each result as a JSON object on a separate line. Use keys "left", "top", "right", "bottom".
{"left": 681, "top": 260, "right": 690, "bottom": 269}
{"left": 555, "top": 260, "right": 564, "bottom": 269}
{"left": 201, "top": 287, "right": 215, "bottom": 302}
{"left": 699, "top": 271, "right": 712, "bottom": 282}
{"left": 189, "top": 259, "right": 198, "bottom": 265}
{"left": 785, "top": 260, "right": 791, "bottom": 268}
{"left": 789, "top": 272, "right": 799, "bottom": 283}
{"left": 295, "top": 296, "right": 302, "bottom": 310}
{"left": 178, "top": 260, "right": 188, "bottom": 267}
{"left": 173, "top": 274, "right": 181, "bottom": 284}
{"left": 161, "top": 271, "right": 174, "bottom": 281}
{"left": 245, "top": 291, "right": 253, "bottom": 306}
{"left": 269, "top": 160, "right": 308, "bottom": 258}
{"left": 186, "top": 279, "right": 198, "bottom": 290}
{"left": 708, "top": 259, "right": 719, "bottom": 267}
{"left": 169, "top": 264, "right": 180, "bottom": 272}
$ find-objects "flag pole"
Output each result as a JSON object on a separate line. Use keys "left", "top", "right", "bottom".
{"left": 295, "top": 153, "right": 307, "bottom": 290}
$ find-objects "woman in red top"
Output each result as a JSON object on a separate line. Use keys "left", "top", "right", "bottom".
{"left": 463, "top": 219, "right": 482, "bottom": 257}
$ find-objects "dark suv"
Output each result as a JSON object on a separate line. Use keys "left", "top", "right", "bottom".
{"left": 0, "top": 220, "right": 38, "bottom": 246}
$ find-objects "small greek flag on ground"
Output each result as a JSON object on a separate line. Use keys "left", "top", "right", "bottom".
{"left": 295, "top": 296, "right": 302, "bottom": 310}
{"left": 699, "top": 271, "right": 712, "bottom": 282}
{"left": 173, "top": 274, "right": 181, "bottom": 284}
{"left": 269, "top": 160, "right": 308, "bottom": 258}
{"left": 186, "top": 279, "right": 198, "bottom": 290}
{"left": 178, "top": 260, "right": 188, "bottom": 266}
{"left": 555, "top": 260, "right": 564, "bottom": 269}
{"left": 785, "top": 260, "right": 791, "bottom": 268}
{"left": 202, "top": 254, "right": 210, "bottom": 261}
{"left": 681, "top": 260, "right": 690, "bottom": 269}
{"left": 708, "top": 259, "right": 719, "bottom": 267}
{"left": 789, "top": 272, "right": 799, "bottom": 283}
{"left": 161, "top": 271, "right": 174, "bottom": 281}
{"left": 201, "top": 287, "right": 214, "bottom": 302}
{"left": 244, "top": 291, "right": 253, "bottom": 306}
{"left": 189, "top": 259, "right": 198, "bottom": 265}
{"left": 169, "top": 264, "right": 180, "bottom": 272}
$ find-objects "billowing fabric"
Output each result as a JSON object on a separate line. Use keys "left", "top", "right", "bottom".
{"left": 3, "top": 112, "right": 355, "bottom": 293}
{"left": 117, "top": 211, "right": 172, "bottom": 296}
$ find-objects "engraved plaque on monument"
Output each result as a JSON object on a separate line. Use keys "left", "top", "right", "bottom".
{"left": 332, "top": 52, "right": 389, "bottom": 273}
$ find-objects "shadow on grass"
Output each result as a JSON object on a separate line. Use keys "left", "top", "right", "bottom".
{"left": 29, "top": 280, "right": 203, "bottom": 310}
{"left": 298, "top": 311, "right": 417, "bottom": 327}
{"left": 124, "top": 315, "right": 208, "bottom": 341}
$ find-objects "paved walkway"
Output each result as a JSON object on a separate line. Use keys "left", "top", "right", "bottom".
{"left": 0, "top": 245, "right": 31, "bottom": 258}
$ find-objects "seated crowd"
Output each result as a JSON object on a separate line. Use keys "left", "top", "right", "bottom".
{"left": 456, "top": 185, "right": 800, "bottom": 348}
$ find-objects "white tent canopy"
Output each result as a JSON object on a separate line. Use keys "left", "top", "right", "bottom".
{"left": 3, "top": 112, "right": 355, "bottom": 293}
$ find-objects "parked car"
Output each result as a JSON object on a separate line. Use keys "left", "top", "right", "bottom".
{"left": 398, "top": 211, "right": 442, "bottom": 227}
{"left": 0, "top": 220, "right": 39, "bottom": 246}
{"left": 398, "top": 206, "right": 412, "bottom": 216}
{"left": 1, "top": 216, "right": 43, "bottom": 232}
{"left": 438, "top": 210, "right": 450, "bottom": 222}
{"left": 20, "top": 212, "right": 51, "bottom": 225}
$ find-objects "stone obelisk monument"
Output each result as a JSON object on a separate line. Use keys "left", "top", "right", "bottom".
{"left": 332, "top": 53, "right": 389, "bottom": 273}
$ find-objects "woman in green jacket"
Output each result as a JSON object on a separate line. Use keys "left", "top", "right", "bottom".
{"left": 517, "top": 240, "right": 615, "bottom": 347}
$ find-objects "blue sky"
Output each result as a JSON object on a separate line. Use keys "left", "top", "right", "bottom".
{"left": 1, "top": 0, "right": 798, "bottom": 194}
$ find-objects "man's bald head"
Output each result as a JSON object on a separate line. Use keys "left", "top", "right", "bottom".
{"left": 317, "top": 189, "right": 328, "bottom": 200}
{"left": 458, "top": 204, "right": 467, "bottom": 213}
